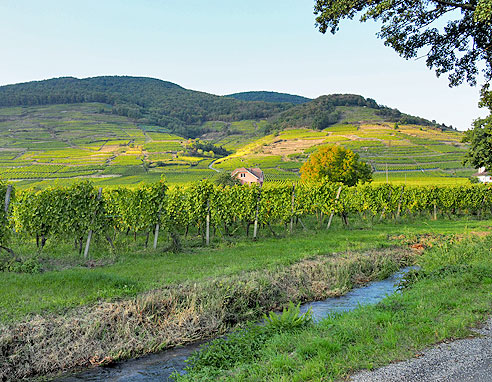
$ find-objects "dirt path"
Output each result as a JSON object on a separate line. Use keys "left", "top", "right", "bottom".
{"left": 349, "top": 317, "right": 492, "bottom": 382}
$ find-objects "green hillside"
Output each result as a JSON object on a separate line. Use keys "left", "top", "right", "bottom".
{"left": 227, "top": 91, "right": 311, "bottom": 104}
{"left": 270, "top": 94, "right": 443, "bottom": 130}
{"left": 0, "top": 77, "right": 474, "bottom": 187}
{"left": 0, "top": 76, "right": 290, "bottom": 137}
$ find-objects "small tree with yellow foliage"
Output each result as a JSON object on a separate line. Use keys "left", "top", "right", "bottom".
{"left": 300, "top": 145, "right": 372, "bottom": 186}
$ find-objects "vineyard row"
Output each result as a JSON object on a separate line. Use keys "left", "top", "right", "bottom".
{"left": 1, "top": 180, "right": 490, "bottom": 254}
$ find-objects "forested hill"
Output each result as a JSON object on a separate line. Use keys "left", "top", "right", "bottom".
{"left": 270, "top": 94, "right": 439, "bottom": 130}
{"left": 227, "top": 91, "right": 311, "bottom": 104}
{"left": 0, "top": 76, "right": 290, "bottom": 136}
{"left": 0, "top": 76, "right": 448, "bottom": 136}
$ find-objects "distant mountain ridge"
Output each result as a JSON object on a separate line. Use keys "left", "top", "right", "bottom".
{"left": 226, "top": 91, "right": 311, "bottom": 105}
{"left": 0, "top": 76, "right": 448, "bottom": 136}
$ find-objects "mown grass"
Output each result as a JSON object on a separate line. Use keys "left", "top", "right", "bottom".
{"left": 0, "top": 218, "right": 489, "bottom": 323}
{"left": 177, "top": 234, "right": 492, "bottom": 381}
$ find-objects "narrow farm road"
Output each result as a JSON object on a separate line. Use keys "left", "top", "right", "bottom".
{"left": 209, "top": 159, "right": 220, "bottom": 172}
{"left": 350, "top": 316, "right": 492, "bottom": 382}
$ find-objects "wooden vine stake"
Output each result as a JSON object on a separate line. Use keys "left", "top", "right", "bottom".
{"left": 478, "top": 194, "right": 487, "bottom": 220}
{"left": 396, "top": 186, "right": 404, "bottom": 219}
{"left": 4, "top": 184, "right": 12, "bottom": 213}
{"left": 1, "top": 184, "right": 15, "bottom": 257}
{"left": 289, "top": 183, "right": 296, "bottom": 234}
{"left": 379, "top": 190, "right": 392, "bottom": 222}
{"left": 433, "top": 202, "right": 437, "bottom": 220}
{"left": 153, "top": 210, "right": 160, "bottom": 250}
{"left": 327, "top": 186, "right": 342, "bottom": 230}
{"left": 153, "top": 184, "right": 167, "bottom": 249}
{"left": 253, "top": 186, "right": 262, "bottom": 240}
{"left": 84, "top": 187, "right": 102, "bottom": 260}
{"left": 206, "top": 199, "right": 210, "bottom": 246}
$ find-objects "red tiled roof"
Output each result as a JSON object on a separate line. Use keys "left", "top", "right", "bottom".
{"left": 248, "top": 167, "right": 263, "bottom": 179}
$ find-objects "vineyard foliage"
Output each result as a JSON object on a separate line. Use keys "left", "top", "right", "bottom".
{"left": 2, "top": 180, "right": 492, "bottom": 250}
{"left": 0, "top": 181, "right": 14, "bottom": 248}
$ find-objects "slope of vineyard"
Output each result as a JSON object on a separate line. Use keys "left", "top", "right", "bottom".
{"left": 0, "top": 77, "right": 474, "bottom": 187}
{"left": 214, "top": 122, "right": 472, "bottom": 184}
{"left": 0, "top": 103, "right": 217, "bottom": 186}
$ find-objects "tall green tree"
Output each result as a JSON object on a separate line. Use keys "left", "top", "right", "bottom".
{"left": 463, "top": 85, "right": 492, "bottom": 170}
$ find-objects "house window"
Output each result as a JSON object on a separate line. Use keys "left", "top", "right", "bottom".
{"left": 240, "top": 173, "right": 245, "bottom": 178}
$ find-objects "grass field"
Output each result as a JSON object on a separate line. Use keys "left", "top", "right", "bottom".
{"left": 1, "top": 217, "right": 489, "bottom": 323}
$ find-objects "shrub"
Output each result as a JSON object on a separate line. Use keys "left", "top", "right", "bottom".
{"left": 264, "top": 302, "right": 313, "bottom": 331}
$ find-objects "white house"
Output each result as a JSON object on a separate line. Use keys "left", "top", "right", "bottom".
{"left": 474, "top": 167, "right": 492, "bottom": 183}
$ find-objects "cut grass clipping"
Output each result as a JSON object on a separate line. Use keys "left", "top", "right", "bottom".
{"left": 176, "top": 235, "right": 492, "bottom": 381}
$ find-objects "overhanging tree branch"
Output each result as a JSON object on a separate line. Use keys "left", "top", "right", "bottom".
{"left": 432, "top": 0, "right": 476, "bottom": 11}
{"left": 314, "top": 0, "right": 491, "bottom": 86}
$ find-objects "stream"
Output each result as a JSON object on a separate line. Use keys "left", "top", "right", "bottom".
{"left": 57, "top": 266, "right": 416, "bottom": 382}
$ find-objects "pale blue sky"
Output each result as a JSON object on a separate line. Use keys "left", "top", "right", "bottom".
{"left": 0, "top": 0, "right": 487, "bottom": 130}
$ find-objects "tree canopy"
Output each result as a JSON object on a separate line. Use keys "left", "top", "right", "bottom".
{"left": 463, "top": 85, "right": 492, "bottom": 170}
{"left": 300, "top": 145, "right": 372, "bottom": 185}
{"left": 314, "top": 0, "right": 492, "bottom": 169}
{"left": 314, "top": 0, "right": 492, "bottom": 87}
{"left": 184, "top": 139, "right": 230, "bottom": 158}
{"left": 227, "top": 91, "right": 311, "bottom": 105}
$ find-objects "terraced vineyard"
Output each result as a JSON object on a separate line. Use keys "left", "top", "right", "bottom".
{"left": 214, "top": 121, "right": 472, "bottom": 184}
{"left": 0, "top": 95, "right": 474, "bottom": 188}
{"left": 0, "top": 103, "right": 219, "bottom": 186}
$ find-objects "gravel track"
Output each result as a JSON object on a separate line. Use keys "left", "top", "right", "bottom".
{"left": 349, "top": 317, "right": 492, "bottom": 382}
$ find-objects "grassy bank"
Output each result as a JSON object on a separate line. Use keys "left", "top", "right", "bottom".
{"left": 1, "top": 247, "right": 414, "bottom": 381}
{"left": 0, "top": 218, "right": 490, "bottom": 380}
{"left": 177, "top": 235, "right": 492, "bottom": 381}
{"left": 1, "top": 218, "right": 490, "bottom": 322}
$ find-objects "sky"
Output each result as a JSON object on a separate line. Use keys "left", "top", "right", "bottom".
{"left": 0, "top": 0, "right": 488, "bottom": 130}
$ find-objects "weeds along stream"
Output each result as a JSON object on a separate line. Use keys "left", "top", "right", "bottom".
{"left": 55, "top": 267, "right": 417, "bottom": 382}
{"left": 0, "top": 246, "right": 415, "bottom": 381}
{"left": 177, "top": 236, "right": 492, "bottom": 381}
